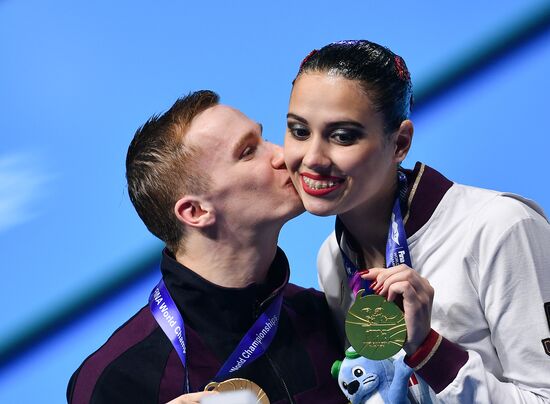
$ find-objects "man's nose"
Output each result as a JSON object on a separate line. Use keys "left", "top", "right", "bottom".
{"left": 270, "top": 143, "right": 286, "bottom": 169}
{"left": 302, "top": 137, "right": 330, "bottom": 170}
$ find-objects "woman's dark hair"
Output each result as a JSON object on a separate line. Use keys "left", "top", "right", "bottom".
{"left": 295, "top": 40, "right": 413, "bottom": 134}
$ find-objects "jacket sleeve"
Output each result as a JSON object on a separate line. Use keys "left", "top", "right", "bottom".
{"left": 406, "top": 202, "right": 550, "bottom": 403}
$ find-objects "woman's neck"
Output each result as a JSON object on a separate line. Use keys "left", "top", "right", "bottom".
{"left": 339, "top": 179, "right": 398, "bottom": 268}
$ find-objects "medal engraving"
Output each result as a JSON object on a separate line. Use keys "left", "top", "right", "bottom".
{"left": 345, "top": 292, "right": 406, "bottom": 360}
{"left": 205, "top": 378, "right": 269, "bottom": 403}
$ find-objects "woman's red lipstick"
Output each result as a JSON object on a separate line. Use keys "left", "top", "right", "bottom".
{"left": 300, "top": 173, "right": 344, "bottom": 196}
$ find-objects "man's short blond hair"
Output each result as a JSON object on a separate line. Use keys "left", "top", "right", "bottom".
{"left": 126, "top": 90, "right": 219, "bottom": 253}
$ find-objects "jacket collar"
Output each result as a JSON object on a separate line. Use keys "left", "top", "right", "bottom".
{"left": 336, "top": 162, "right": 453, "bottom": 266}
{"left": 402, "top": 162, "right": 454, "bottom": 236}
{"left": 160, "top": 247, "right": 290, "bottom": 335}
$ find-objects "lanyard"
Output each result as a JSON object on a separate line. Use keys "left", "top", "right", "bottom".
{"left": 149, "top": 279, "right": 283, "bottom": 393}
{"left": 339, "top": 172, "right": 411, "bottom": 295}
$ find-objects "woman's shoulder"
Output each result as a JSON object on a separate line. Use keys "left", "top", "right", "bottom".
{"left": 449, "top": 183, "right": 547, "bottom": 226}
{"left": 439, "top": 183, "right": 550, "bottom": 250}
{"left": 317, "top": 231, "right": 344, "bottom": 275}
{"left": 317, "top": 230, "right": 339, "bottom": 257}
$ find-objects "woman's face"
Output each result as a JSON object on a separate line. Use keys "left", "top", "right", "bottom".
{"left": 284, "top": 72, "right": 410, "bottom": 217}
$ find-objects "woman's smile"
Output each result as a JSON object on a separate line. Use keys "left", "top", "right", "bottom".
{"left": 300, "top": 172, "right": 345, "bottom": 196}
{"left": 284, "top": 73, "right": 407, "bottom": 217}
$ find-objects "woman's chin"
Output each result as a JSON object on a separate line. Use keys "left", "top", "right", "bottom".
{"left": 302, "top": 201, "right": 339, "bottom": 217}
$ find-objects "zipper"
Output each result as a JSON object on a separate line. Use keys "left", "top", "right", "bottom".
{"left": 265, "top": 351, "right": 295, "bottom": 404}
{"left": 253, "top": 300, "right": 294, "bottom": 404}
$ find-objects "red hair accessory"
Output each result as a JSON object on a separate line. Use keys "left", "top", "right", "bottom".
{"left": 299, "top": 49, "right": 318, "bottom": 70}
{"left": 394, "top": 55, "right": 410, "bottom": 81}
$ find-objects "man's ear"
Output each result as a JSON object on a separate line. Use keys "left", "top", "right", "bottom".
{"left": 174, "top": 196, "right": 216, "bottom": 228}
{"left": 393, "top": 119, "right": 414, "bottom": 164}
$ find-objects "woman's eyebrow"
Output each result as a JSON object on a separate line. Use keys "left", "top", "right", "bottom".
{"left": 286, "top": 113, "right": 307, "bottom": 123}
{"left": 287, "top": 113, "right": 364, "bottom": 130}
{"left": 325, "top": 120, "right": 365, "bottom": 130}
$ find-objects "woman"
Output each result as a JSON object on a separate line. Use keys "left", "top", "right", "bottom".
{"left": 284, "top": 40, "right": 550, "bottom": 402}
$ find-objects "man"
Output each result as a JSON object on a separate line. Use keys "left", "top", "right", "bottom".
{"left": 67, "top": 90, "right": 344, "bottom": 403}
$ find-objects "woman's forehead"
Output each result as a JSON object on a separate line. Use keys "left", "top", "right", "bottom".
{"left": 289, "top": 73, "right": 378, "bottom": 120}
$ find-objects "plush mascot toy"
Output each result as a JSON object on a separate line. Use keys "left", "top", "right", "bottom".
{"left": 331, "top": 347, "right": 413, "bottom": 404}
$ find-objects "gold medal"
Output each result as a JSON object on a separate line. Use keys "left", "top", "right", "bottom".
{"left": 345, "top": 291, "right": 407, "bottom": 360}
{"left": 205, "top": 378, "right": 269, "bottom": 404}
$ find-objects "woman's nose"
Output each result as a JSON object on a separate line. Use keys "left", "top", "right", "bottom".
{"left": 302, "top": 138, "right": 330, "bottom": 170}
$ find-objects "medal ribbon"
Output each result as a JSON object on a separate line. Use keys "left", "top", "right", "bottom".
{"left": 386, "top": 174, "right": 412, "bottom": 268}
{"left": 339, "top": 172, "right": 411, "bottom": 296}
{"left": 149, "top": 279, "right": 283, "bottom": 392}
{"left": 215, "top": 293, "right": 282, "bottom": 380}
{"left": 149, "top": 280, "right": 190, "bottom": 393}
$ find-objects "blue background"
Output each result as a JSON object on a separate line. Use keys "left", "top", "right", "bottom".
{"left": 1, "top": 1, "right": 549, "bottom": 401}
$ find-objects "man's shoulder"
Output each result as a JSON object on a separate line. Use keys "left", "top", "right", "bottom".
{"left": 67, "top": 305, "right": 167, "bottom": 403}
{"left": 283, "top": 283, "right": 330, "bottom": 317}
{"left": 283, "top": 282, "right": 324, "bottom": 299}
{"left": 282, "top": 283, "right": 342, "bottom": 353}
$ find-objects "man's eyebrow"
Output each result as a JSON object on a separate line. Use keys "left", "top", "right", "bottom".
{"left": 232, "top": 130, "right": 260, "bottom": 156}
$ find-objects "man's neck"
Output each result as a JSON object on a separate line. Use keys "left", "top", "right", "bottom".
{"left": 174, "top": 230, "right": 279, "bottom": 288}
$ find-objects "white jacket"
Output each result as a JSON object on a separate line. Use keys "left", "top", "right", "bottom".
{"left": 318, "top": 163, "right": 550, "bottom": 403}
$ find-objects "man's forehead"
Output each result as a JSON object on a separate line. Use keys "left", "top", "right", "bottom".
{"left": 186, "top": 104, "right": 250, "bottom": 145}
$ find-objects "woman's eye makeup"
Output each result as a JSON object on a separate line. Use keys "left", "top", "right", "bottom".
{"left": 286, "top": 120, "right": 363, "bottom": 145}
{"left": 330, "top": 129, "right": 361, "bottom": 145}
{"left": 287, "top": 123, "right": 310, "bottom": 140}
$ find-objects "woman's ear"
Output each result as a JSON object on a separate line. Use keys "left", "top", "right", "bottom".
{"left": 174, "top": 196, "right": 216, "bottom": 228}
{"left": 393, "top": 119, "right": 414, "bottom": 163}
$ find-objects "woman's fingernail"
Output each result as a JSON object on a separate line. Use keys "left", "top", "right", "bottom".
{"left": 369, "top": 281, "right": 377, "bottom": 289}
{"left": 358, "top": 269, "right": 369, "bottom": 275}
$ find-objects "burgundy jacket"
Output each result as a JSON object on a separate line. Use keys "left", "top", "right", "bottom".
{"left": 67, "top": 248, "right": 346, "bottom": 403}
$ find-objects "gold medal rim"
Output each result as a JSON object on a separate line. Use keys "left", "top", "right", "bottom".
{"left": 204, "top": 377, "right": 269, "bottom": 404}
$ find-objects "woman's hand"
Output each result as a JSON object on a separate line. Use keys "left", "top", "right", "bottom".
{"left": 166, "top": 391, "right": 218, "bottom": 404}
{"left": 361, "top": 265, "right": 434, "bottom": 354}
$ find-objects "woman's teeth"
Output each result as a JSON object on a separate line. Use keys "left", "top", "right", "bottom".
{"left": 303, "top": 176, "right": 338, "bottom": 189}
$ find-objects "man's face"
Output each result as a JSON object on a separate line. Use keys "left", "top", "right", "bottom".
{"left": 185, "top": 104, "right": 304, "bottom": 233}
